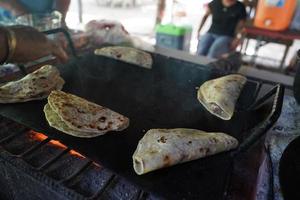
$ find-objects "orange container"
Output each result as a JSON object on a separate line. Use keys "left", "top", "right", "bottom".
{"left": 254, "top": 0, "right": 297, "bottom": 31}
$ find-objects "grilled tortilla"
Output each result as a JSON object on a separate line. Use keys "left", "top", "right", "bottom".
{"left": 94, "top": 46, "right": 152, "bottom": 69}
{"left": 133, "top": 128, "right": 238, "bottom": 175}
{"left": 47, "top": 90, "right": 129, "bottom": 136}
{"left": 197, "top": 74, "right": 247, "bottom": 120}
{"left": 0, "top": 65, "right": 64, "bottom": 103}
{"left": 44, "top": 103, "right": 102, "bottom": 138}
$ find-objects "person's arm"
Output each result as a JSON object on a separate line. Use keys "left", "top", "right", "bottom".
{"left": 0, "top": 0, "right": 27, "bottom": 16}
{"left": 230, "top": 19, "right": 246, "bottom": 50}
{"left": 235, "top": 19, "right": 246, "bottom": 38}
{"left": 0, "top": 26, "right": 68, "bottom": 64}
{"left": 54, "top": 0, "right": 71, "bottom": 26}
{"left": 197, "top": 5, "right": 211, "bottom": 36}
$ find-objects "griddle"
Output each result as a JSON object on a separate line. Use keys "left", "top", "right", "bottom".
{"left": 0, "top": 53, "right": 284, "bottom": 199}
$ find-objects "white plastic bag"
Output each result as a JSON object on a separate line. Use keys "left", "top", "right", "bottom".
{"left": 85, "top": 19, "right": 132, "bottom": 46}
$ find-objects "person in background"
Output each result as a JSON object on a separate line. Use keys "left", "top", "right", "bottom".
{"left": 197, "top": 0, "right": 247, "bottom": 59}
{"left": 0, "top": 0, "right": 70, "bottom": 26}
{"left": 0, "top": 25, "right": 68, "bottom": 64}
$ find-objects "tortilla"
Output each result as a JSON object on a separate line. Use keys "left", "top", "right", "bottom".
{"left": 0, "top": 76, "right": 65, "bottom": 103}
{"left": 94, "top": 46, "right": 152, "bottom": 69}
{"left": 133, "top": 128, "right": 238, "bottom": 175}
{"left": 47, "top": 90, "right": 129, "bottom": 135}
{"left": 0, "top": 65, "right": 64, "bottom": 103}
{"left": 197, "top": 74, "right": 247, "bottom": 120}
{"left": 44, "top": 103, "right": 102, "bottom": 138}
{"left": 0, "top": 65, "right": 60, "bottom": 98}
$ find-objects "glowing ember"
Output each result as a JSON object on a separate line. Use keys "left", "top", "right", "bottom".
{"left": 29, "top": 131, "right": 48, "bottom": 141}
{"left": 29, "top": 130, "right": 87, "bottom": 159}
{"left": 49, "top": 140, "right": 67, "bottom": 149}
{"left": 70, "top": 150, "right": 85, "bottom": 158}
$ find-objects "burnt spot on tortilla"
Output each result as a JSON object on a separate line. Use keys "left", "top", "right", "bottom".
{"left": 71, "top": 122, "right": 77, "bottom": 126}
{"left": 107, "top": 121, "right": 113, "bottom": 129}
{"left": 99, "top": 116, "right": 106, "bottom": 122}
{"left": 118, "top": 117, "right": 124, "bottom": 122}
{"left": 63, "top": 103, "right": 73, "bottom": 107}
{"left": 89, "top": 124, "right": 96, "bottom": 129}
{"left": 188, "top": 141, "right": 192, "bottom": 144}
{"left": 163, "top": 155, "right": 171, "bottom": 167}
{"left": 206, "top": 148, "right": 210, "bottom": 154}
{"left": 39, "top": 77, "right": 47, "bottom": 79}
{"left": 97, "top": 126, "right": 105, "bottom": 131}
{"left": 116, "top": 53, "right": 122, "bottom": 58}
{"left": 157, "top": 136, "right": 167, "bottom": 143}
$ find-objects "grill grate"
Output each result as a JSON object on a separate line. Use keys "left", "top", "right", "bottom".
{"left": 0, "top": 116, "right": 159, "bottom": 200}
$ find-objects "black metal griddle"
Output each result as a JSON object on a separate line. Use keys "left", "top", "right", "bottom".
{"left": 279, "top": 136, "right": 300, "bottom": 200}
{"left": 0, "top": 53, "right": 284, "bottom": 199}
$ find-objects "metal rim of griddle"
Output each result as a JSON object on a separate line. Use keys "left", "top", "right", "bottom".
{"left": 233, "top": 84, "right": 284, "bottom": 156}
{"left": 279, "top": 135, "right": 300, "bottom": 200}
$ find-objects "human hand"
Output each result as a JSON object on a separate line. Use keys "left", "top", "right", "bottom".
{"left": 230, "top": 38, "right": 242, "bottom": 50}
{"left": 9, "top": 26, "right": 68, "bottom": 63}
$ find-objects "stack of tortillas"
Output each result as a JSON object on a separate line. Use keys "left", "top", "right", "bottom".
{"left": 44, "top": 90, "right": 130, "bottom": 138}
{"left": 0, "top": 65, "right": 64, "bottom": 103}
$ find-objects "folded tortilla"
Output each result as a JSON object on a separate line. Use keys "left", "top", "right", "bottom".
{"left": 197, "top": 74, "right": 247, "bottom": 120}
{"left": 0, "top": 76, "right": 64, "bottom": 103}
{"left": 0, "top": 65, "right": 64, "bottom": 103}
{"left": 133, "top": 128, "right": 238, "bottom": 175}
{"left": 46, "top": 90, "right": 129, "bottom": 137}
{"left": 44, "top": 103, "right": 101, "bottom": 138}
{"left": 94, "top": 46, "right": 152, "bottom": 69}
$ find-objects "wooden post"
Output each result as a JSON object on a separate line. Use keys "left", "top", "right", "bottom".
{"left": 156, "top": 0, "right": 166, "bottom": 25}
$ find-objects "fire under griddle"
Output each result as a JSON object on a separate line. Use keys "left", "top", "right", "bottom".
{"left": 0, "top": 53, "right": 284, "bottom": 199}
